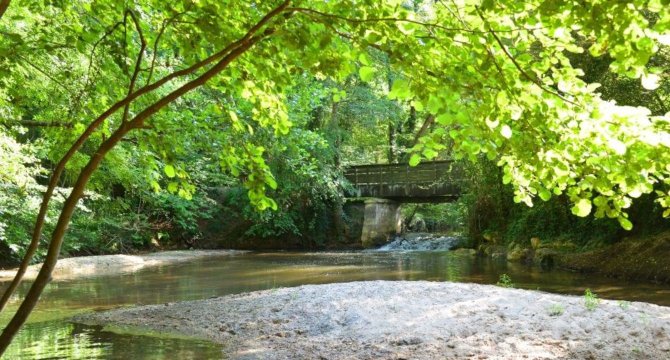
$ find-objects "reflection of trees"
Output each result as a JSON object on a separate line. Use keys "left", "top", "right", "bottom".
{"left": 4, "top": 322, "right": 105, "bottom": 359}
{"left": 4, "top": 320, "right": 220, "bottom": 359}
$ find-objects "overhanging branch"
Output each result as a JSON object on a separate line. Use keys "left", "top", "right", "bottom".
{"left": 0, "top": 0, "right": 10, "bottom": 20}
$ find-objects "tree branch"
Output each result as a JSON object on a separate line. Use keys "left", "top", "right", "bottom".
{"left": 122, "top": 10, "right": 147, "bottom": 123}
{"left": 288, "top": 6, "right": 477, "bottom": 33}
{"left": 475, "top": 7, "right": 578, "bottom": 106}
{"left": 0, "top": 0, "right": 9, "bottom": 20}
{"left": 654, "top": 92, "right": 669, "bottom": 115}
{"left": 412, "top": 114, "right": 435, "bottom": 147}
{"left": 288, "top": 6, "right": 540, "bottom": 34}
{"left": 17, "top": 55, "right": 75, "bottom": 95}
{"left": 84, "top": 17, "right": 127, "bottom": 89}
{"left": 146, "top": 9, "right": 189, "bottom": 85}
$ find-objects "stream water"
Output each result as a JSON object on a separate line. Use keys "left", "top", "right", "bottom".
{"left": 1, "top": 250, "right": 670, "bottom": 359}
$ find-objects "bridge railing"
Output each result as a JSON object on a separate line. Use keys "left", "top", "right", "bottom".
{"left": 343, "top": 160, "right": 463, "bottom": 200}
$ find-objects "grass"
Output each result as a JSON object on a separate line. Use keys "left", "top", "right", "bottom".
{"left": 584, "top": 289, "right": 600, "bottom": 311}
{"left": 548, "top": 303, "right": 565, "bottom": 316}
{"left": 496, "top": 273, "right": 514, "bottom": 288}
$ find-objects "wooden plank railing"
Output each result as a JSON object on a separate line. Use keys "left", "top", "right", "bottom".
{"left": 343, "top": 160, "right": 463, "bottom": 201}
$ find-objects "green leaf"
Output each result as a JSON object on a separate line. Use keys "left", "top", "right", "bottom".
{"left": 265, "top": 176, "right": 278, "bottom": 190}
{"left": 422, "top": 148, "right": 438, "bottom": 159}
{"left": 164, "top": 165, "right": 176, "bottom": 178}
{"left": 538, "top": 188, "right": 551, "bottom": 201}
{"left": 618, "top": 216, "right": 633, "bottom": 230}
{"left": 358, "top": 53, "right": 371, "bottom": 66}
{"left": 167, "top": 182, "right": 178, "bottom": 193}
{"left": 409, "top": 154, "right": 421, "bottom": 166}
{"left": 359, "top": 66, "right": 375, "bottom": 82}
{"left": 388, "top": 79, "right": 411, "bottom": 100}
{"left": 571, "top": 198, "right": 592, "bottom": 217}
{"left": 502, "top": 174, "right": 512, "bottom": 184}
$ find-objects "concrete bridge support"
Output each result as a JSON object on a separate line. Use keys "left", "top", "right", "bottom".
{"left": 361, "top": 198, "right": 402, "bottom": 248}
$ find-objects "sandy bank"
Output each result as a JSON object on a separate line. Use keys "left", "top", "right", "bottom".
{"left": 76, "top": 281, "right": 670, "bottom": 359}
{"left": 0, "top": 250, "right": 244, "bottom": 281}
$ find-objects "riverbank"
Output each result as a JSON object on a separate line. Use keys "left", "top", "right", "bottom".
{"left": 558, "top": 231, "right": 670, "bottom": 283}
{"left": 476, "top": 230, "right": 670, "bottom": 283}
{"left": 76, "top": 280, "right": 670, "bottom": 359}
{"left": 0, "top": 250, "right": 245, "bottom": 281}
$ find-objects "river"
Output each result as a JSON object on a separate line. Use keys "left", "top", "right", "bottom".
{"left": 1, "top": 250, "right": 669, "bottom": 359}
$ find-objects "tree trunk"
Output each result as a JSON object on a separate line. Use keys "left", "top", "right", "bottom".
{"left": 0, "top": 0, "right": 10, "bottom": 20}
{"left": 411, "top": 114, "right": 435, "bottom": 147}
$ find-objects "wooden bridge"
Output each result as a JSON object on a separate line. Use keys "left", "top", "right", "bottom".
{"left": 343, "top": 160, "right": 463, "bottom": 202}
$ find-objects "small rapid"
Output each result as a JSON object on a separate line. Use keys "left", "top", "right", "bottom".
{"left": 376, "top": 233, "right": 462, "bottom": 251}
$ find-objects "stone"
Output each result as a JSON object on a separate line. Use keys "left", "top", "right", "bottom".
{"left": 507, "top": 248, "right": 531, "bottom": 262}
{"left": 482, "top": 231, "right": 501, "bottom": 244}
{"left": 534, "top": 248, "right": 559, "bottom": 269}
{"left": 452, "top": 248, "right": 477, "bottom": 256}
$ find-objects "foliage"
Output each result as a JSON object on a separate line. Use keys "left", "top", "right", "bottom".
{"left": 402, "top": 202, "right": 466, "bottom": 234}
{"left": 496, "top": 273, "right": 514, "bottom": 288}
{"left": 584, "top": 288, "right": 600, "bottom": 311}
{"left": 548, "top": 303, "right": 565, "bottom": 317}
{"left": 3, "top": 0, "right": 668, "bottom": 225}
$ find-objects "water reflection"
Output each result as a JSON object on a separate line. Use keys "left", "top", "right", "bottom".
{"left": 1, "top": 250, "right": 669, "bottom": 359}
{"left": 6, "top": 321, "right": 221, "bottom": 359}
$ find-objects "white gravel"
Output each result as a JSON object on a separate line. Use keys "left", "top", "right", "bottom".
{"left": 0, "top": 250, "right": 244, "bottom": 281}
{"left": 76, "top": 281, "right": 670, "bottom": 359}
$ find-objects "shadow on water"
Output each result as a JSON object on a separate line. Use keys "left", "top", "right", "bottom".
{"left": 1, "top": 250, "right": 669, "bottom": 358}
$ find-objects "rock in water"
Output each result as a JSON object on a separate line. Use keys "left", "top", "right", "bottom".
{"left": 376, "top": 233, "right": 461, "bottom": 251}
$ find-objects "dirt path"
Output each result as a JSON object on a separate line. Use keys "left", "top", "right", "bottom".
{"left": 76, "top": 281, "right": 670, "bottom": 359}
{"left": 0, "top": 250, "right": 245, "bottom": 281}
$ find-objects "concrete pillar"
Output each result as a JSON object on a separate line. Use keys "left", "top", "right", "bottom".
{"left": 360, "top": 198, "right": 402, "bottom": 248}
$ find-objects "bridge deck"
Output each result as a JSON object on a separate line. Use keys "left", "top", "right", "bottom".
{"left": 344, "top": 160, "right": 463, "bottom": 202}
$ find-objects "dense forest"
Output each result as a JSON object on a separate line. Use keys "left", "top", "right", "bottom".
{"left": 0, "top": 0, "right": 669, "bottom": 354}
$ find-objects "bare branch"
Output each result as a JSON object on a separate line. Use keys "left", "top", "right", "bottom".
{"left": 288, "top": 6, "right": 477, "bottom": 33}
{"left": 475, "top": 7, "right": 578, "bottom": 106}
{"left": 122, "top": 10, "right": 147, "bottom": 123}
{"left": 288, "top": 6, "right": 540, "bottom": 34}
{"left": 146, "top": 9, "right": 190, "bottom": 85}
{"left": 17, "top": 55, "right": 75, "bottom": 95}
{"left": 84, "top": 17, "right": 127, "bottom": 88}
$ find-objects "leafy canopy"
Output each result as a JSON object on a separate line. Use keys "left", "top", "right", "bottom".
{"left": 0, "top": 0, "right": 669, "bottom": 229}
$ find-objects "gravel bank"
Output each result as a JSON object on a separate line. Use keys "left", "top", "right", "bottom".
{"left": 0, "top": 250, "right": 244, "bottom": 281}
{"left": 76, "top": 281, "right": 670, "bottom": 359}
